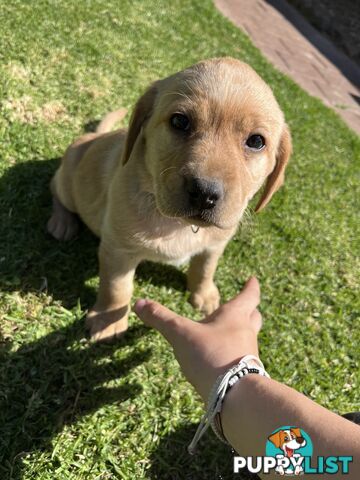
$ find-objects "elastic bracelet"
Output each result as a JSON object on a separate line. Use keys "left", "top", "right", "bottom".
{"left": 188, "top": 354, "right": 270, "bottom": 455}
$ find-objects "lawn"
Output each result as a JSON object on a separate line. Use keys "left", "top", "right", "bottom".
{"left": 0, "top": 0, "right": 359, "bottom": 479}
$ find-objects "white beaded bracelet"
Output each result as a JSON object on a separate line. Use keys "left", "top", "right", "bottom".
{"left": 188, "top": 354, "right": 270, "bottom": 455}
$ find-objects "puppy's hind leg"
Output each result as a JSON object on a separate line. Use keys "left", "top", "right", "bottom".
{"left": 47, "top": 194, "right": 79, "bottom": 241}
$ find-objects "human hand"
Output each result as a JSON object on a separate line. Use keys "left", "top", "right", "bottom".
{"left": 134, "top": 277, "right": 262, "bottom": 401}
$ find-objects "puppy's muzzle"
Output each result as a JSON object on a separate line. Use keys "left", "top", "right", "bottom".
{"left": 185, "top": 176, "right": 224, "bottom": 211}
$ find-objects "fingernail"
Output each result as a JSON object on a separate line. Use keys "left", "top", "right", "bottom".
{"left": 134, "top": 299, "right": 148, "bottom": 314}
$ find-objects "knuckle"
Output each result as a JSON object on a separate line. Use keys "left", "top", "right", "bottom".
{"left": 167, "top": 314, "right": 182, "bottom": 329}
{"left": 147, "top": 302, "right": 162, "bottom": 317}
{"left": 254, "top": 309, "right": 262, "bottom": 324}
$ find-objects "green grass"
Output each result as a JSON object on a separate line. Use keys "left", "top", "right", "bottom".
{"left": 0, "top": 0, "right": 359, "bottom": 478}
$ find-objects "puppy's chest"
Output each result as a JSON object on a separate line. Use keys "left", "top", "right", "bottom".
{"left": 133, "top": 225, "right": 212, "bottom": 262}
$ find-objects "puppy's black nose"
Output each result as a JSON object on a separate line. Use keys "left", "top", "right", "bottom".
{"left": 296, "top": 436, "right": 304, "bottom": 444}
{"left": 185, "top": 176, "right": 224, "bottom": 210}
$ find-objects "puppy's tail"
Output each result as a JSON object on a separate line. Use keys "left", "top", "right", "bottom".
{"left": 96, "top": 108, "right": 127, "bottom": 134}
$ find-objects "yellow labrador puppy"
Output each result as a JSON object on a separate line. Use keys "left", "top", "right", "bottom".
{"left": 48, "top": 57, "right": 291, "bottom": 341}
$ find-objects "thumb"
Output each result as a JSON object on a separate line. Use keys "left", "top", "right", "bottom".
{"left": 133, "top": 299, "right": 185, "bottom": 338}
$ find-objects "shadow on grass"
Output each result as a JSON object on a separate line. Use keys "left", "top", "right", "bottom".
{"left": 0, "top": 318, "right": 149, "bottom": 479}
{"left": 148, "top": 424, "right": 259, "bottom": 480}
{"left": 0, "top": 157, "right": 186, "bottom": 478}
{"left": 0, "top": 157, "right": 99, "bottom": 308}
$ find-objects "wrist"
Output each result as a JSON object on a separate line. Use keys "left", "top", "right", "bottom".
{"left": 221, "top": 373, "right": 269, "bottom": 449}
{"left": 222, "top": 371, "right": 264, "bottom": 409}
{"left": 199, "top": 351, "right": 262, "bottom": 401}
{"left": 188, "top": 355, "right": 269, "bottom": 454}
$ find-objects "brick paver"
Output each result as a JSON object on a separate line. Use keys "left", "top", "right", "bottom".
{"left": 215, "top": 0, "right": 360, "bottom": 134}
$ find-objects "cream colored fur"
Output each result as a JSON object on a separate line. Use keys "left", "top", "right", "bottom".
{"left": 48, "top": 57, "right": 292, "bottom": 341}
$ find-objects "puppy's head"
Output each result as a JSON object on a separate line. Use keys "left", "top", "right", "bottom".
{"left": 123, "top": 58, "right": 291, "bottom": 229}
{"left": 268, "top": 428, "right": 306, "bottom": 455}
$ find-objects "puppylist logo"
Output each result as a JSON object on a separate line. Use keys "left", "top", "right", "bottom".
{"left": 266, "top": 426, "right": 311, "bottom": 475}
{"left": 233, "top": 426, "right": 353, "bottom": 475}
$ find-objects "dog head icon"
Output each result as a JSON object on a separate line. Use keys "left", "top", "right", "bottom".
{"left": 268, "top": 428, "right": 306, "bottom": 458}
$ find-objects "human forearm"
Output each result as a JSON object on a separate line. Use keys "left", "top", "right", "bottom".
{"left": 134, "top": 280, "right": 360, "bottom": 478}
{"left": 221, "top": 374, "right": 360, "bottom": 479}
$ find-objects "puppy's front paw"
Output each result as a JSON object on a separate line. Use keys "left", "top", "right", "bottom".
{"left": 189, "top": 283, "right": 220, "bottom": 315}
{"left": 86, "top": 306, "right": 129, "bottom": 342}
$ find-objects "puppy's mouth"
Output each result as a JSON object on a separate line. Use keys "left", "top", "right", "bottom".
{"left": 159, "top": 206, "right": 220, "bottom": 228}
{"left": 158, "top": 203, "right": 232, "bottom": 230}
{"left": 154, "top": 191, "right": 233, "bottom": 229}
{"left": 185, "top": 211, "right": 219, "bottom": 228}
{"left": 285, "top": 446, "right": 294, "bottom": 457}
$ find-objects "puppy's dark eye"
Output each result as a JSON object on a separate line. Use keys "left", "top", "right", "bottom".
{"left": 170, "top": 113, "right": 190, "bottom": 132}
{"left": 246, "top": 134, "right": 265, "bottom": 150}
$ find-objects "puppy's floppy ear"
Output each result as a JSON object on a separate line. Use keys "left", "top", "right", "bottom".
{"left": 268, "top": 431, "right": 282, "bottom": 448}
{"left": 122, "top": 83, "right": 158, "bottom": 165}
{"left": 291, "top": 427, "right": 302, "bottom": 438}
{"left": 255, "top": 124, "right": 292, "bottom": 212}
